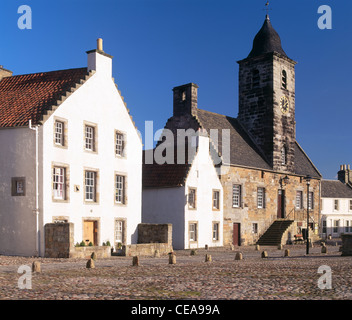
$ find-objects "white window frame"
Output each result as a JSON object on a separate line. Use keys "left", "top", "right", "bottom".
{"left": 349, "top": 200, "right": 352, "bottom": 211}
{"left": 55, "top": 121, "right": 64, "bottom": 146}
{"left": 115, "top": 220, "right": 124, "bottom": 244}
{"left": 232, "top": 184, "right": 241, "bottom": 208}
{"left": 85, "top": 125, "right": 95, "bottom": 151}
{"left": 333, "top": 220, "right": 339, "bottom": 234}
{"left": 115, "top": 175, "right": 126, "bottom": 204}
{"left": 308, "top": 192, "right": 314, "bottom": 210}
{"left": 189, "top": 223, "right": 197, "bottom": 242}
{"left": 296, "top": 191, "right": 303, "bottom": 209}
{"left": 212, "top": 190, "right": 220, "bottom": 210}
{"left": 257, "top": 187, "right": 265, "bottom": 209}
{"left": 252, "top": 223, "right": 258, "bottom": 234}
{"left": 53, "top": 167, "right": 65, "bottom": 200}
{"left": 115, "top": 132, "right": 125, "bottom": 157}
{"left": 334, "top": 199, "right": 339, "bottom": 211}
{"left": 188, "top": 188, "right": 197, "bottom": 209}
{"left": 85, "top": 171, "right": 96, "bottom": 202}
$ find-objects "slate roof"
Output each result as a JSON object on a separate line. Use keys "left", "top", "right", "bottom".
{"left": 247, "top": 15, "right": 288, "bottom": 59}
{"left": 143, "top": 145, "right": 197, "bottom": 188}
{"left": 195, "top": 108, "right": 321, "bottom": 178}
{"left": 321, "top": 180, "right": 352, "bottom": 198}
{"left": 0, "top": 67, "right": 90, "bottom": 128}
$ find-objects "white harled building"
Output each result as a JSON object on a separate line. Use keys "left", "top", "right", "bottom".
{"left": 0, "top": 39, "right": 142, "bottom": 256}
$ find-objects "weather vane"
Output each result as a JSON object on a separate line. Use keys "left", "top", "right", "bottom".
{"left": 264, "top": 1, "right": 272, "bottom": 15}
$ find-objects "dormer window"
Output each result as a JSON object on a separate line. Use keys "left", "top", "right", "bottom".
{"left": 252, "top": 69, "right": 260, "bottom": 89}
{"left": 282, "top": 70, "right": 287, "bottom": 89}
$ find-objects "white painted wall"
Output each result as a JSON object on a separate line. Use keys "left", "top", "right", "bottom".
{"left": 184, "top": 136, "right": 223, "bottom": 249}
{"left": 321, "top": 197, "right": 352, "bottom": 238}
{"left": 142, "top": 135, "right": 223, "bottom": 250}
{"left": 0, "top": 47, "right": 142, "bottom": 256}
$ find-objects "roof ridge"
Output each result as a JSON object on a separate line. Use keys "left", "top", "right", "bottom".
{"left": 8, "top": 67, "right": 87, "bottom": 78}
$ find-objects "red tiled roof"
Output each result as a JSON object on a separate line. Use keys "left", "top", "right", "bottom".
{"left": 0, "top": 67, "right": 89, "bottom": 127}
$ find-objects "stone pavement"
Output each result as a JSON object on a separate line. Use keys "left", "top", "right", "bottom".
{"left": 0, "top": 244, "right": 351, "bottom": 300}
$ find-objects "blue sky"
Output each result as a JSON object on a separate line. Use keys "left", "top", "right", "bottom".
{"left": 0, "top": 0, "right": 350, "bottom": 179}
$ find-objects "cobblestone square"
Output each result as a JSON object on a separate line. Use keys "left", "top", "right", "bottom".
{"left": 0, "top": 244, "right": 351, "bottom": 301}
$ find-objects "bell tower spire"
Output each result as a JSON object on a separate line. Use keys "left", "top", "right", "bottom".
{"left": 237, "top": 15, "right": 297, "bottom": 173}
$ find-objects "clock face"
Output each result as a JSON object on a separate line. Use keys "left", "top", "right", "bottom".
{"left": 280, "top": 96, "right": 289, "bottom": 114}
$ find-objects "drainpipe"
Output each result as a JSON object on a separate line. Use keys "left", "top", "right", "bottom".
{"left": 29, "top": 120, "right": 40, "bottom": 257}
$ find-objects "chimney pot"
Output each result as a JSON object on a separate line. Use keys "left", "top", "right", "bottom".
{"left": 97, "top": 38, "right": 103, "bottom": 51}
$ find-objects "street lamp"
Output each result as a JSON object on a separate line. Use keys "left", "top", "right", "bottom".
{"left": 304, "top": 175, "right": 312, "bottom": 255}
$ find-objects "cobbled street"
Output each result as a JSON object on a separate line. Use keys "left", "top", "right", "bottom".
{"left": 1, "top": 244, "right": 351, "bottom": 300}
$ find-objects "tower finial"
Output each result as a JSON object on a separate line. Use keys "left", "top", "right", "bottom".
{"left": 264, "top": 1, "right": 271, "bottom": 17}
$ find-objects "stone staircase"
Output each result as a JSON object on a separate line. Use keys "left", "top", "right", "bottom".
{"left": 257, "top": 220, "right": 295, "bottom": 246}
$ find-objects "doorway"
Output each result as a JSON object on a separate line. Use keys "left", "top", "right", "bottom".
{"left": 233, "top": 223, "right": 241, "bottom": 246}
{"left": 83, "top": 220, "right": 98, "bottom": 246}
{"left": 277, "top": 190, "right": 285, "bottom": 219}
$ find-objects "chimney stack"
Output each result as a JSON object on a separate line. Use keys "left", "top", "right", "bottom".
{"left": 338, "top": 164, "right": 352, "bottom": 185}
{"left": 172, "top": 83, "right": 199, "bottom": 117}
{"left": 0, "top": 66, "right": 13, "bottom": 81}
{"left": 86, "top": 38, "right": 113, "bottom": 77}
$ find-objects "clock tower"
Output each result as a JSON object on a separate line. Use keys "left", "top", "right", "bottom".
{"left": 237, "top": 15, "right": 297, "bottom": 173}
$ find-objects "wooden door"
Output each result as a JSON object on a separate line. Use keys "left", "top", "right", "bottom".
{"left": 233, "top": 223, "right": 241, "bottom": 246}
{"left": 83, "top": 220, "right": 98, "bottom": 246}
{"left": 277, "top": 190, "right": 285, "bottom": 219}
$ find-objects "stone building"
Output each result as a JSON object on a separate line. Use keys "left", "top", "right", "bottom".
{"left": 156, "top": 15, "right": 322, "bottom": 246}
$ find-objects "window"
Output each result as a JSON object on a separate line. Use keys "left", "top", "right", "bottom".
{"left": 232, "top": 185, "right": 242, "bottom": 208}
{"left": 334, "top": 199, "right": 339, "bottom": 211}
{"left": 181, "top": 90, "right": 186, "bottom": 101}
{"left": 296, "top": 191, "right": 303, "bottom": 209}
{"left": 115, "top": 220, "right": 125, "bottom": 244}
{"left": 350, "top": 200, "right": 352, "bottom": 211}
{"left": 53, "top": 167, "right": 66, "bottom": 200}
{"left": 282, "top": 70, "right": 287, "bottom": 89}
{"left": 308, "top": 192, "right": 314, "bottom": 210}
{"left": 212, "top": 190, "right": 220, "bottom": 210}
{"left": 189, "top": 223, "right": 197, "bottom": 242}
{"left": 115, "top": 132, "right": 125, "bottom": 157}
{"left": 281, "top": 146, "right": 287, "bottom": 165}
{"left": 11, "top": 177, "right": 26, "bottom": 196}
{"left": 212, "top": 222, "right": 219, "bottom": 241}
{"left": 115, "top": 175, "right": 126, "bottom": 204}
{"left": 345, "top": 221, "right": 351, "bottom": 233}
{"left": 188, "top": 188, "right": 197, "bottom": 209}
{"left": 333, "top": 220, "right": 339, "bottom": 234}
{"left": 85, "top": 171, "right": 96, "bottom": 202}
{"left": 85, "top": 125, "right": 95, "bottom": 151}
{"left": 257, "top": 187, "right": 265, "bottom": 208}
{"left": 252, "top": 69, "right": 260, "bottom": 89}
{"left": 252, "top": 223, "right": 258, "bottom": 234}
{"left": 54, "top": 121, "right": 64, "bottom": 146}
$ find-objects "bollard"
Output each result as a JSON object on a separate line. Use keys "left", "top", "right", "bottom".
{"left": 255, "top": 244, "right": 260, "bottom": 251}
{"left": 235, "top": 252, "right": 243, "bottom": 260}
{"left": 190, "top": 249, "right": 197, "bottom": 256}
{"left": 168, "top": 252, "right": 176, "bottom": 264}
{"left": 321, "top": 246, "right": 327, "bottom": 254}
{"left": 132, "top": 256, "right": 139, "bottom": 266}
{"left": 154, "top": 250, "right": 160, "bottom": 258}
{"left": 32, "top": 261, "right": 41, "bottom": 273}
{"left": 277, "top": 244, "right": 283, "bottom": 250}
{"left": 205, "top": 254, "right": 212, "bottom": 262}
{"left": 91, "top": 252, "right": 97, "bottom": 261}
{"left": 261, "top": 250, "right": 268, "bottom": 258}
{"left": 284, "top": 249, "right": 290, "bottom": 257}
{"left": 86, "top": 258, "right": 95, "bottom": 269}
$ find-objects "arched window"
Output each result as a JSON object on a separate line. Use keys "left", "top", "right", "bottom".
{"left": 281, "top": 70, "right": 287, "bottom": 89}
{"left": 252, "top": 69, "right": 260, "bottom": 89}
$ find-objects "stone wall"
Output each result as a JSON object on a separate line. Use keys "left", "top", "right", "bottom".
{"left": 341, "top": 234, "right": 352, "bottom": 256}
{"left": 122, "top": 243, "right": 172, "bottom": 257}
{"left": 138, "top": 223, "right": 172, "bottom": 246}
{"left": 45, "top": 223, "right": 74, "bottom": 258}
{"left": 44, "top": 222, "right": 111, "bottom": 258}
